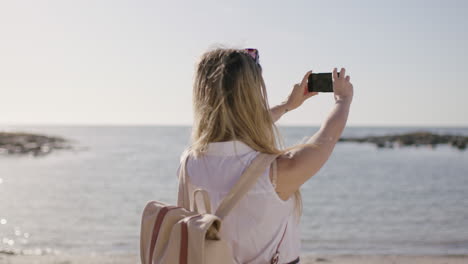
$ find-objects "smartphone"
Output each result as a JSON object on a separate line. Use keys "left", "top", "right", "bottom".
{"left": 308, "top": 72, "right": 339, "bottom": 93}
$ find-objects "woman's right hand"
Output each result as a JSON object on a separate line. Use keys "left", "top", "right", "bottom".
{"left": 333, "top": 67, "right": 353, "bottom": 103}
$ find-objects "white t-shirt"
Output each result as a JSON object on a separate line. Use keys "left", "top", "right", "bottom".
{"left": 178, "top": 140, "right": 301, "bottom": 264}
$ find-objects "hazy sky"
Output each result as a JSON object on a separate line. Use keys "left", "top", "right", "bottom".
{"left": 1, "top": 0, "right": 467, "bottom": 126}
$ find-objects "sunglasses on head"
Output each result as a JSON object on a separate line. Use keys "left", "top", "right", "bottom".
{"left": 244, "top": 48, "right": 260, "bottom": 66}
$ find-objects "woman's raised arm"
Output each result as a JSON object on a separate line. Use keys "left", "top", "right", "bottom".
{"left": 270, "top": 71, "right": 318, "bottom": 122}
{"left": 273, "top": 68, "right": 354, "bottom": 201}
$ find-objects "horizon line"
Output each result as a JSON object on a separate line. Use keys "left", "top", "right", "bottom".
{"left": 1, "top": 123, "right": 468, "bottom": 128}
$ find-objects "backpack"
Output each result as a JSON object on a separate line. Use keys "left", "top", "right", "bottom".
{"left": 140, "top": 151, "right": 288, "bottom": 264}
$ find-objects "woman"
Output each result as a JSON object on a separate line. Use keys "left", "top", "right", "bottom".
{"left": 177, "top": 47, "right": 353, "bottom": 264}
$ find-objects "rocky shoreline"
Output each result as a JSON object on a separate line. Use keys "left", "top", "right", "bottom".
{"left": 339, "top": 131, "right": 467, "bottom": 150}
{"left": 0, "top": 131, "right": 73, "bottom": 156}
{"left": 1, "top": 131, "right": 467, "bottom": 157}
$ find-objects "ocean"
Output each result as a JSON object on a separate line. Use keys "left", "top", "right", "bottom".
{"left": 0, "top": 125, "right": 467, "bottom": 256}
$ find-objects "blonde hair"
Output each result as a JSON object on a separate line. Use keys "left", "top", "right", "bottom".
{"left": 189, "top": 47, "right": 303, "bottom": 219}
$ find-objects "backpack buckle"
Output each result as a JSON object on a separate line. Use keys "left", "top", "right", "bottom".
{"left": 271, "top": 251, "right": 279, "bottom": 264}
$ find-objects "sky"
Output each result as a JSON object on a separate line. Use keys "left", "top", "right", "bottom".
{"left": 0, "top": 0, "right": 467, "bottom": 126}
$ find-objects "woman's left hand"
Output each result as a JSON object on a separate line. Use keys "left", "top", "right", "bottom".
{"left": 283, "top": 70, "right": 318, "bottom": 111}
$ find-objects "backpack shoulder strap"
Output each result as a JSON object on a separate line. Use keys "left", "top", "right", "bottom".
{"left": 214, "top": 152, "right": 280, "bottom": 220}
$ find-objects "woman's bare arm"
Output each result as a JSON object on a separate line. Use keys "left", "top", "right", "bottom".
{"left": 273, "top": 68, "right": 354, "bottom": 201}
{"left": 270, "top": 102, "right": 290, "bottom": 123}
{"left": 270, "top": 72, "right": 318, "bottom": 123}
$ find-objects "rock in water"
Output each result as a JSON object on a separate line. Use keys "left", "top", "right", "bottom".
{"left": 0, "top": 131, "right": 73, "bottom": 156}
{"left": 339, "top": 131, "right": 468, "bottom": 151}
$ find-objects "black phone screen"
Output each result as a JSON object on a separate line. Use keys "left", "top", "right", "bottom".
{"left": 307, "top": 72, "right": 339, "bottom": 93}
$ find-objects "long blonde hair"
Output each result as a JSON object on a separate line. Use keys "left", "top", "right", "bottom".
{"left": 189, "top": 47, "right": 303, "bottom": 219}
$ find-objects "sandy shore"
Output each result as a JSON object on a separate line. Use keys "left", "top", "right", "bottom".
{"left": 1, "top": 254, "right": 468, "bottom": 264}
{"left": 302, "top": 254, "right": 468, "bottom": 263}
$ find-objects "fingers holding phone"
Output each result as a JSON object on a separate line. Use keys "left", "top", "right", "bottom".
{"left": 332, "top": 67, "right": 353, "bottom": 103}
{"left": 306, "top": 68, "right": 353, "bottom": 103}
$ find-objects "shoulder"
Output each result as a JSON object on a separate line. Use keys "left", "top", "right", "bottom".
{"left": 176, "top": 149, "right": 192, "bottom": 179}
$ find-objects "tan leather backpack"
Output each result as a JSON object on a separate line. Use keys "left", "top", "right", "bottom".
{"left": 140, "top": 152, "right": 287, "bottom": 264}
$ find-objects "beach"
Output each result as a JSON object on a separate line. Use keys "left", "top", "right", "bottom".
{"left": 1, "top": 254, "right": 468, "bottom": 264}
{"left": 2, "top": 0, "right": 468, "bottom": 261}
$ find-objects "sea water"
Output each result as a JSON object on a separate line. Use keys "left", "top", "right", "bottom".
{"left": 0, "top": 126, "right": 467, "bottom": 255}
